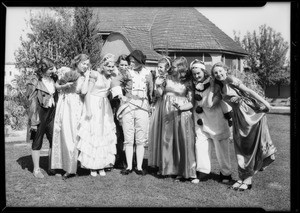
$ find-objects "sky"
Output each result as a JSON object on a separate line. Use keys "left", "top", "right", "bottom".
{"left": 5, "top": 3, "right": 291, "bottom": 63}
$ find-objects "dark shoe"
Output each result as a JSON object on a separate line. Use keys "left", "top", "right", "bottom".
{"left": 62, "top": 173, "right": 73, "bottom": 180}
{"left": 48, "top": 169, "right": 56, "bottom": 176}
{"left": 105, "top": 168, "right": 112, "bottom": 172}
{"left": 174, "top": 176, "right": 183, "bottom": 182}
{"left": 229, "top": 180, "right": 243, "bottom": 190}
{"left": 197, "top": 172, "right": 211, "bottom": 182}
{"left": 120, "top": 169, "right": 132, "bottom": 175}
{"left": 237, "top": 183, "right": 252, "bottom": 191}
{"left": 135, "top": 169, "right": 146, "bottom": 176}
{"left": 219, "top": 172, "right": 232, "bottom": 183}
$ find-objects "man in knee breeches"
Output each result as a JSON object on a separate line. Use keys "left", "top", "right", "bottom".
{"left": 111, "top": 50, "right": 153, "bottom": 176}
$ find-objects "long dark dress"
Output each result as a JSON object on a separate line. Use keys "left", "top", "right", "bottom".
{"left": 149, "top": 76, "right": 197, "bottom": 179}
{"left": 220, "top": 77, "right": 276, "bottom": 180}
{"left": 148, "top": 80, "right": 164, "bottom": 169}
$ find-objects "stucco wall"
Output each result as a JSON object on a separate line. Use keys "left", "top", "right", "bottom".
{"left": 101, "top": 34, "right": 131, "bottom": 61}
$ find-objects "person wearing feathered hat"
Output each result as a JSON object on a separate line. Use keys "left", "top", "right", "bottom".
{"left": 111, "top": 49, "right": 153, "bottom": 176}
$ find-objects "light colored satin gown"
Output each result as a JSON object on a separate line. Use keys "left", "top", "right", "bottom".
{"left": 149, "top": 77, "right": 197, "bottom": 179}
{"left": 51, "top": 76, "right": 85, "bottom": 174}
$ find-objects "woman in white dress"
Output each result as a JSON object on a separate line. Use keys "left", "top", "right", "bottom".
{"left": 77, "top": 53, "right": 117, "bottom": 177}
{"left": 51, "top": 54, "right": 91, "bottom": 180}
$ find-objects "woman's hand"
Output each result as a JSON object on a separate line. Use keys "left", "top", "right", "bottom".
{"left": 84, "top": 69, "right": 91, "bottom": 77}
{"left": 65, "top": 82, "right": 74, "bottom": 88}
{"left": 155, "top": 76, "right": 166, "bottom": 86}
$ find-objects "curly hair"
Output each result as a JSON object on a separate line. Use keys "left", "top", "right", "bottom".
{"left": 99, "top": 53, "right": 115, "bottom": 72}
{"left": 158, "top": 56, "right": 172, "bottom": 73}
{"left": 36, "top": 57, "right": 56, "bottom": 79}
{"left": 70, "top": 54, "right": 90, "bottom": 70}
{"left": 172, "top": 56, "right": 192, "bottom": 81}
{"left": 173, "top": 56, "right": 188, "bottom": 72}
{"left": 116, "top": 54, "right": 128, "bottom": 65}
{"left": 210, "top": 62, "right": 229, "bottom": 76}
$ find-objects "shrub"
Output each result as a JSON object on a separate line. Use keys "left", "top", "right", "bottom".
{"left": 229, "top": 69, "right": 265, "bottom": 97}
{"left": 4, "top": 100, "right": 28, "bottom": 130}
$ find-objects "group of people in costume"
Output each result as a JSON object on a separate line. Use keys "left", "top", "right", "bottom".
{"left": 27, "top": 49, "right": 276, "bottom": 191}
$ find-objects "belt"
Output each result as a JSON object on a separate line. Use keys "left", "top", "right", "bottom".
{"left": 125, "top": 93, "right": 147, "bottom": 101}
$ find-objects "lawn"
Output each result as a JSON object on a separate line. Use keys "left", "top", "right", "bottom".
{"left": 4, "top": 111, "right": 291, "bottom": 210}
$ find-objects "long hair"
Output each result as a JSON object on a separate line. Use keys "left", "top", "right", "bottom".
{"left": 172, "top": 56, "right": 192, "bottom": 81}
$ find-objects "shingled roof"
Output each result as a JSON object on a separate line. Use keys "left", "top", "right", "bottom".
{"left": 111, "top": 27, "right": 163, "bottom": 61}
{"left": 93, "top": 7, "right": 247, "bottom": 58}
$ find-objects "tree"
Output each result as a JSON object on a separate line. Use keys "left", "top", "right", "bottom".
{"left": 72, "top": 7, "right": 102, "bottom": 69}
{"left": 234, "top": 25, "right": 290, "bottom": 92}
{"left": 15, "top": 7, "right": 102, "bottom": 72}
{"left": 10, "top": 7, "right": 103, "bottom": 130}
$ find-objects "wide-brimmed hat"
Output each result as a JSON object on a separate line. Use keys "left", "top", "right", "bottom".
{"left": 126, "top": 50, "right": 146, "bottom": 65}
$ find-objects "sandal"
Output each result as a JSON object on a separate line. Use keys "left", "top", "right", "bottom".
{"left": 229, "top": 180, "right": 243, "bottom": 190}
{"left": 237, "top": 182, "right": 252, "bottom": 191}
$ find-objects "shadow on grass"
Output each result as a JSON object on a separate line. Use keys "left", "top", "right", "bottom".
{"left": 16, "top": 155, "right": 95, "bottom": 177}
{"left": 16, "top": 155, "right": 47, "bottom": 173}
{"left": 145, "top": 165, "right": 234, "bottom": 186}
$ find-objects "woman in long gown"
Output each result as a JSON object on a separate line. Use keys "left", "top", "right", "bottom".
{"left": 211, "top": 62, "right": 276, "bottom": 191}
{"left": 157, "top": 56, "right": 197, "bottom": 181}
{"left": 51, "top": 54, "right": 91, "bottom": 180}
{"left": 76, "top": 53, "right": 117, "bottom": 177}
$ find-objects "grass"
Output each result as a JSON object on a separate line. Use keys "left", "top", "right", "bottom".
{"left": 4, "top": 111, "right": 290, "bottom": 210}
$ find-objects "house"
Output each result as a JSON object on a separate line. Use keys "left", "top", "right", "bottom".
{"left": 93, "top": 7, "right": 248, "bottom": 72}
{"left": 5, "top": 62, "right": 20, "bottom": 86}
